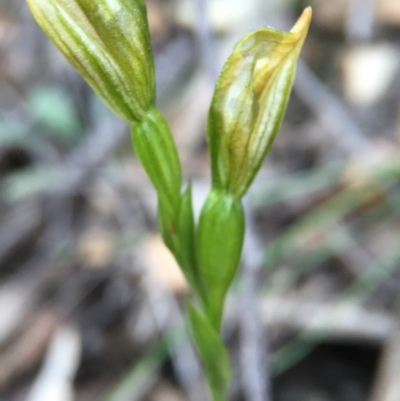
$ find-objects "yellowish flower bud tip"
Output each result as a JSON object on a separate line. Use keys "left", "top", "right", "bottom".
{"left": 290, "top": 6, "right": 312, "bottom": 36}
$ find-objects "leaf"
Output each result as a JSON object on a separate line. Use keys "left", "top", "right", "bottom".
{"left": 26, "top": 0, "right": 155, "bottom": 123}
{"left": 131, "top": 108, "right": 182, "bottom": 257}
{"left": 207, "top": 7, "right": 312, "bottom": 198}
{"left": 131, "top": 108, "right": 182, "bottom": 220}
{"left": 0, "top": 119, "right": 30, "bottom": 147}
{"left": 28, "top": 85, "right": 81, "bottom": 144}
{"left": 197, "top": 190, "right": 245, "bottom": 331}
{"left": 3, "top": 166, "right": 59, "bottom": 202}
{"left": 187, "top": 302, "right": 231, "bottom": 401}
{"left": 177, "top": 184, "right": 207, "bottom": 303}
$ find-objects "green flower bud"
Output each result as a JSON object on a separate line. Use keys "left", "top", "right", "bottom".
{"left": 207, "top": 8, "right": 312, "bottom": 198}
{"left": 26, "top": 0, "right": 155, "bottom": 123}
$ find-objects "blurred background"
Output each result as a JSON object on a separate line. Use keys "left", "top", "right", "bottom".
{"left": 1, "top": 0, "right": 400, "bottom": 400}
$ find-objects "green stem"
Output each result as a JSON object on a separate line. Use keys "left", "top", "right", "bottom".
{"left": 133, "top": 109, "right": 236, "bottom": 401}
{"left": 209, "top": 383, "right": 228, "bottom": 401}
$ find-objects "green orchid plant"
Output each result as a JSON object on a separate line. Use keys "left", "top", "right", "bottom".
{"left": 26, "top": 1, "right": 311, "bottom": 400}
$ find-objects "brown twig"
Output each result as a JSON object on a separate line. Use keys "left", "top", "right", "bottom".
{"left": 294, "top": 60, "right": 377, "bottom": 161}
{"left": 346, "top": 0, "right": 376, "bottom": 42}
{"left": 239, "top": 204, "right": 271, "bottom": 401}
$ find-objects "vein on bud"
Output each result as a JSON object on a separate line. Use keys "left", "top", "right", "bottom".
{"left": 26, "top": 0, "right": 155, "bottom": 123}
{"left": 208, "top": 7, "right": 312, "bottom": 198}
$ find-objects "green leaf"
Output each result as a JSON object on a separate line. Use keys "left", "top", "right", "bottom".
{"left": 197, "top": 190, "right": 245, "bottom": 331}
{"left": 131, "top": 107, "right": 182, "bottom": 255}
{"left": 0, "top": 119, "right": 30, "bottom": 147}
{"left": 177, "top": 184, "right": 207, "bottom": 303}
{"left": 157, "top": 196, "right": 180, "bottom": 253}
{"left": 131, "top": 108, "right": 182, "bottom": 216}
{"left": 187, "top": 302, "right": 231, "bottom": 401}
{"left": 3, "top": 166, "right": 59, "bottom": 202}
{"left": 26, "top": 0, "right": 155, "bottom": 123}
{"left": 28, "top": 85, "right": 81, "bottom": 144}
{"left": 207, "top": 7, "right": 312, "bottom": 198}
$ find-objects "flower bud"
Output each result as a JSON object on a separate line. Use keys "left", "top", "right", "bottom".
{"left": 207, "top": 7, "right": 312, "bottom": 198}
{"left": 26, "top": 0, "right": 155, "bottom": 123}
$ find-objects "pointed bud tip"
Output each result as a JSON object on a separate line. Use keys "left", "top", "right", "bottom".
{"left": 290, "top": 7, "right": 312, "bottom": 36}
